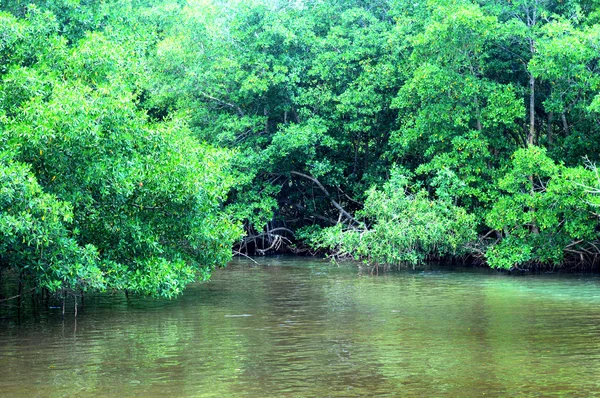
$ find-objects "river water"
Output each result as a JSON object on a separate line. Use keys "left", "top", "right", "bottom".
{"left": 2, "top": 257, "right": 600, "bottom": 397}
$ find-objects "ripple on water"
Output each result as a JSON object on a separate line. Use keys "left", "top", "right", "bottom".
{"left": 2, "top": 258, "right": 600, "bottom": 397}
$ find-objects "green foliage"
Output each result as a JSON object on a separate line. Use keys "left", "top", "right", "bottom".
{"left": 311, "top": 169, "right": 477, "bottom": 267}
{"left": 7, "top": 82, "right": 241, "bottom": 297}
{"left": 0, "top": 158, "right": 104, "bottom": 293}
{"left": 141, "top": 0, "right": 600, "bottom": 269}
{"left": 2, "top": 0, "right": 600, "bottom": 283}
{"left": 0, "top": 0, "right": 241, "bottom": 299}
{"left": 485, "top": 147, "right": 598, "bottom": 269}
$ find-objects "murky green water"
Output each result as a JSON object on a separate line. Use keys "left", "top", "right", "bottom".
{"left": 2, "top": 257, "right": 600, "bottom": 397}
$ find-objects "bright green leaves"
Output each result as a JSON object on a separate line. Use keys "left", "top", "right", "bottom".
{"left": 121, "top": 257, "right": 198, "bottom": 299}
{"left": 480, "top": 84, "right": 524, "bottom": 137}
{"left": 312, "top": 169, "right": 477, "bottom": 267}
{"left": 5, "top": 79, "right": 241, "bottom": 296}
{"left": 3, "top": 0, "right": 599, "bottom": 277}
{"left": 150, "top": 0, "right": 403, "bottom": 237}
{"left": 0, "top": 1, "right": 242, "bottom": 298}
{"left": 411, "top": 0, "right": 497, "bottom": 71}
{"left": 302, "top": 5, "right": 399, "bottom": 180}
{"left": 390, "top": 2, "right": 522, "bottom": 217}
{"left": 145, "top": 0, "right": 600, "bottom": 270}
{"left": 267, "top": 118, "right": 333, "bottom": 171}
{"left": 0, "top": 159, "right": 105, "bottom": 292}
{"left": 528, "top": 20, "right": 600, "bottom": 160}
{"left": 485, "top": 146, "right": 598, "bottom": 269}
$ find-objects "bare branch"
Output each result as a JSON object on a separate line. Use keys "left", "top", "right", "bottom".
{"left": 198, "top": 91, "right": 244, "bottom": 117}
{"left": 290, "top": 171, "right": 359, "bottom": 226}
{"left": 233, "top": 251, "right": 260, "bottom": 265}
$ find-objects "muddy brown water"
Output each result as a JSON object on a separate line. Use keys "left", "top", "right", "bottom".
{"left": 2, "top": 257, "right": 600, "bottom": 396}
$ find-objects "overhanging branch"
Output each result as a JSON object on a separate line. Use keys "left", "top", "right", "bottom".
{"left": 290, "top": 171, "right": 359, "bottom": 226}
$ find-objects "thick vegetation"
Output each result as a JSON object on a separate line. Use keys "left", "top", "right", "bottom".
{"left": 1, "top": 0, "right": 600, "bottom": 306}
{"left": 0, "top": 1, "right": 241, "bottom": 303}
{"left": 146, "top": 0, "right": 600, "bottom": 271}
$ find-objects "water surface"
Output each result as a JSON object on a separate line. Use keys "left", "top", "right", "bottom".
{"left": 2, "top": 257, "right": 600, "bottom": 397}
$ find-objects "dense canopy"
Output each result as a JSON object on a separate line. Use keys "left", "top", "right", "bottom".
{"left": 1, "top": 0, "right": 600, "bottom": 302}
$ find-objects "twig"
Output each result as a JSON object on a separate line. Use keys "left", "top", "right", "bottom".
{"left": 233, "top": 250, "right": 260, "bottom": 265}
{"left": 336, "top": 186, "right": 362, "bottom": 206}
{"left": 0, "top": 287, "right": 36, "bottom": 303}
{"left": 199, "top": 91, "right": 244, "bottom": 117}
{"left": 290, "top": 171, "right": 359, "bottom": 226}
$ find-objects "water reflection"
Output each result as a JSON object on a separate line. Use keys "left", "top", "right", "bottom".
{"left": 2, "top": 257, "right": 600, "bottom": 396}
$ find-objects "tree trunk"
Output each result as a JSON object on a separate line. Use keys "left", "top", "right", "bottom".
{"left": 546, "top": 111, "right": 554, "bottom": 145}
{"left": 17, "top": 272, "right": 23, "bottom": 310}
{"left": 527, "top": 73, "right": 536, "bottom": 146}
{"left": 561, "top": 112, "right": 569, "bottom": 136}
{"left": 264, "top": 106, "right": 269, "bottom": 134}
{"left": 44, "top": 288, "right": 49, "bottom": 309}
{"left": 31, "top": 291, "right": 38, "bottom": 317}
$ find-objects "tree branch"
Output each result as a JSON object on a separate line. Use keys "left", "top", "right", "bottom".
{"left": 198, "top": 91, "right": 244, "bottom": 117}
{"left": 290, "top": 171, "right": 359, "bottom": 225}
